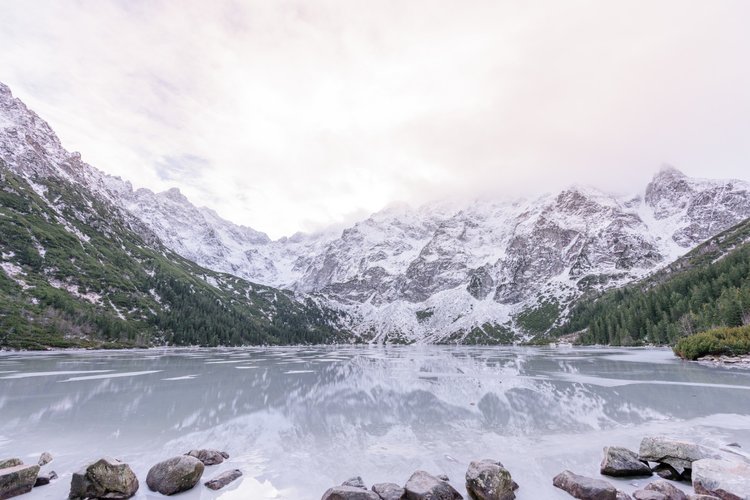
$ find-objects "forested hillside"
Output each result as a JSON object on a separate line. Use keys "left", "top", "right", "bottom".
{"left": 554, "top": 218, "right": 750, "bottom": 345}
{"left": 0, "top": 164, "right": 349, "bottom": 349}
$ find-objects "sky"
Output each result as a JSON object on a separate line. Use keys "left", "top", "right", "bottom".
{"left": 1, "top": 1, "right": 749, "bottom": 239}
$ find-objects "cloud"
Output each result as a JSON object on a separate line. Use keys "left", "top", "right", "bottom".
{"left": 1, "top": 0, "right": 749, "bottom": 238}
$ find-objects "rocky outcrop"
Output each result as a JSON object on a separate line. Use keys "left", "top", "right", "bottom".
{"left": 692, "top": 458, "right": 750, "bottom": 500}
{"left": 639, "top": 437, "right": 723, "bottom": 471}
{"left": 321, "top": 485, "right": 380, "bottom": 500}
{"left": 371, "top": 482, "right": 406, "bottom": 500}
{"left": 404, "top": 471, "right": 463, "bottom": 499}
{"left": 600, "top": 447, "right": 652, "bottom": 477}
{"left": 552, "top": 470, "right": 619, "bottom": 500}
{"left": 0, "top": 463, "right": 39, "bottom": 499}
{"left": 185, "top": 449, "right": 228, "bottom": 466}
{"left": 465, "top": 459, "right": 517, "bottom": 500}
{"left": 146, "top": 456, "right": 204, "bottom": 495}
{"left": 204, "top": 469, "right": 242, "bottom": 490}
{"left": 69, "top": 458, "right": 138, "bottom": 500}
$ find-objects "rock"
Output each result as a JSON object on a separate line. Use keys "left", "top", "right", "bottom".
{"left": 185, "top": 449, "right": 227, "bottom": 466}
{"left": 552, "top": 470, "right": 618, "bottom": 500}
{"left": 692, "top": 458, "right": 750, "bottom": 500}
{"left": 204, "top": 469, "right": 242, "bottom": 490}
{"left": 437, "top": 475, "right": 450, "bottom": 482}
{"left": 146, "top": 455, "right": 204, "bottom": 495}
{"left": 644, "top": 480, "right": 688, "bottom": 500}
{"left": 372, "top": 482, "right": 406, "bottom": 500}
{"left": 404, "top": 471, "right": 463, "bottom": 499}
{"left": 639, "top": 437, "right": 722, "bottom": 471}
{"left": 343, "top": 477, "right": 367, "bottom": 489}
{"left": 652, "top": 463, "right": 683, "bottom": 481}
{"left": 688, "top": 495, "right": 721, "bottom": 500}
{"left": 617, "top": 493, "right": 633, "bottom": 500}
{"left": 34, "top": 471, "right": 57, "bottom": 487}
{"left": 321, "top": 485, "right": 380, "bottom": 500}
{"left": 632, "top": 491, "right": 667, "bottom": 500}
{"left": 69, "top": 457, "right": 138, "bottom": 500}
{"left": 601, "top": 447, "right": 652, "bottom": 477}
{"left": 37, "top": 452, "right": 53, "bottom": 467}
{"left": 0, "top": 460, "right": 22, "bottom": 470}
{"left": 0, "top": 464, "right": 40, "bottom": 499}
{"left": 465, "top": 459, "right": 516, "bottom": 500}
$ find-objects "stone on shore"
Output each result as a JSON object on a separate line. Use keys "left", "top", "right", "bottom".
{"left": 404, "top": 471, "right": 463, "bottom": 500}
{"left": 552, "top": 470, "right": 618, "bottom": 500}
{"left": 652, "top": 463, "right": 683, "bottom": 481}
{"left": 692, "top": 458, "right": 750, "bottom": 500}
{"left": 146, "top": 455, "right": 204, "bottom": 495}
{"left": 204, "top": 469, "right": 242, "bottom": 490}
{"left": 632, "top": 491, "right": 666, "bottom": 500}
{"left": 37, "top": 453, "right": 53, "bottom": 467}
{"left": 34, "top": 471, "right": 57, "bottom": 487}
{"left": 0, "top": 463, "right": 40, "bottom": 499}
{"left": 69, "top": 457, "right": 138, "bottom": 500}
{"left": 372, "top": 482, "right": 406, "bottom": 500}
{"left": 321, "top": 485, "right": 380, "bottom": 500}
{"left": 601, "top": 447, "right": 652, "bottom": 477}
{"left": 643, "top": 480, "right": 688, "bottom": 500}
{"left": 639, "top": 437, "right": 722, "bottom": 471}
{"left": 465, "top": 459, "right": 516, "bottom": 500}
{"left": 0, "top": 460, "right": 22, "bottom": 470}
{"left": 342, "top": 477, "right": 367, "bottom": 489}
{"left": 185, "top": 449, "right": 228, "bottom": 466}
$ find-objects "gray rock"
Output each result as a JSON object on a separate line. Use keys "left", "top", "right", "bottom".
{"left": 639, "top": 437, "right": 722, "bottom": 471}
{"left": 644, "top": 480, "right": 688, "bottom": 500}
{"left": 632, "top": 491, "right": 666, "bottom": 500}
{"left": 372, "top": 482, "right": 406, "bottom": 500}
{"left": 652, "top": 463, "right": 683, "bottom": 481}
{"left": 692, "top": 458, "right": 750, "bottom": 500}
{"left": 404, "top": 471, "right": 463, "bottom": 499}
{"left": 617, "top": 493, "right": 633, "bottom": 500}
{"left": 37, "top": 452, "right": 53, "bottom": 467}
{"left": 34, "top": 471, "right": 57, "bottom": 487}
{"left": 688, "top": 495, "right": 721, "bottom": 500}
{"left": 0, "top": 460, "right": 22, "bottom": 470}
{"left": 204, "top": 469, "right": 242, "bottom": 490}
{"left": 185, "top": 449, "right": 227, "bottom": 466}
{"left": 321, "top": 485, "right": 380, "bottom": 500}
{"left": 146, "top": 455, "right": 204, "bottom": 495}
{"left": 437, "top": 475, "right": 450, "bottom": 482}
{"left": 0, "top": 463, "right": 40, "bottom": 499}
{"left": 552, "top": 470, "right": 618, "bottom": 500}
{"left": 343, "top": 477, "right": 367, "bottom": 489}
{"left": 601, "top": 447, "right": 652, "bottom": 477}
{"left": 69, "top": 457, "right": 138, "bottom": 499}
{"left": 465, "top": 459, "right": 516, "bottom": 500}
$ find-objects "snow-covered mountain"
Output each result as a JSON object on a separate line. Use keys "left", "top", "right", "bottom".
{"left": 3, "top": 81, "right": 750, "bottom": 343}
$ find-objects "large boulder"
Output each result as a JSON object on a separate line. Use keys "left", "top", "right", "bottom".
{"left": 632, "top": 491, "right": 666, "bottom": 500}
{"left": 643, "top": 480, "right": 688, "bottom": 500}
{"left": 321, "top": 485, "right": 380, "bottom": 500}
{"left": 146, "top": 456, "right": 204, "bottom": 495}
{"left": 0, "top": 460, "right": 22, "bottom": 470}
{"left": 552, "top": 470, "right": 618, "bottom": 500}
{"left": 204, "top": 469, "right": 242, "bottom": 490}
{"left": 69, "top": 457, "right": 138, "bottom": 499}
{"left": 1, "top": 463, "right": 40, "bottom": 499}
{"left": 639, "top": 437, "right": 722, "bottom": 471}
{"left": 185, "top": 449, "right": 228, "bottom": 466}
{"left": 342, "top": 477, "right": 367, "bottom": 489}
{"left": 692, "top": 458, "right": 750, "bottom": 500}
{"left": 601, "top": 447, "right": 652, "bottom": 477}
{"left": 404, "top": 471, "right": 463, "bottom": 500}
{"left": 465, "top": 459, "right": 516, "bottom": 500}
{"left": 372, "top": 483, "right": 406, "bottom": 500}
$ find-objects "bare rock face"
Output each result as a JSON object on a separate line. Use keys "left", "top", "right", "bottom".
{"left": 404, "top": 471, "right": 463, "bottom": 500}
{"left": 552, "top": 470, "right": 618, "bottom": 500}
{"left": 692, "top": 458, "right": 750, "bottom": 500}
{"left": 204, "top": 469, "right": 242, "bottom": 490}
{"left": 185, "top": 449, "right": 228, "bottom": 466}
{"left": 371, "top": 482, "right": 406, "bottom": 500}
{"left": 69, "top": 457, "right": 138, "bottom": 499}
{"left": 465, "top": 459, "right": 517, "bottom": 500}
{"left": 146, "top": 456, "right": 204, "bottom": 496}
{"left": 600, "top": 447, "right": 652, "bottom": 477}
{"left": 1, "top": 463, "right": 40, "bottom": 499}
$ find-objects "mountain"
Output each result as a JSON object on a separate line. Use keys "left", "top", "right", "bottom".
{"left": 555, "top": 216, "right": 750, "bottom": 345}
{"left": 3, "top": 80, "right": 750, "bottom": 345}
{"left": 0, "top": 83, "right": 349, "bottom": 349}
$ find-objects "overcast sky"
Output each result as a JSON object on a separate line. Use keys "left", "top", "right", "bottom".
{"left": 1, "top": 1, "right": 749, "bottom": 238}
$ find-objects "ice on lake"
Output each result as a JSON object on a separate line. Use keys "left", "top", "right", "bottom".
{"left": 1, "top": 346, "right": 749, "bottom": 499}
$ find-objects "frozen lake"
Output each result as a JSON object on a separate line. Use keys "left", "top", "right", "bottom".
{"left": 1, "top": 346, "right": 750, "bottom": 499}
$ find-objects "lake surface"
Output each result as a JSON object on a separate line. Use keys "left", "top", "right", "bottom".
{"left": 2, "top": 346, "right": 750, "bottom": 499}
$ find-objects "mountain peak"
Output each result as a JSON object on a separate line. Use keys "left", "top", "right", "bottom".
{"left": 654, "top": 164, "right": 686, "bottom": 180}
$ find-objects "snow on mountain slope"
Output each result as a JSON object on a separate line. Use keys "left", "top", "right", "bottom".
{"left": 3, "top": 81, "right": 750, "bottom": 343}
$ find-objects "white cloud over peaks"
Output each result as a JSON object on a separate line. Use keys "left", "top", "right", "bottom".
{"left": 1, "top": 0, "right": 749, "bottom": 238}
